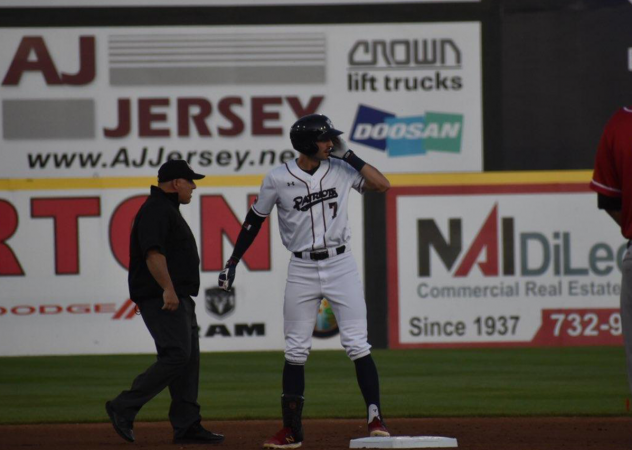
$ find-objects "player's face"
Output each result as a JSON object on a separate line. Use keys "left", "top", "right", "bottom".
{"left": 314, "top": 138, "right": 334, "bottom": 160}
{"left": 174, "top": 178, "right": 196, "bottom": 204}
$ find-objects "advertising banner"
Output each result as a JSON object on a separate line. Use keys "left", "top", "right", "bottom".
{"left": 0, "top": 181, "right": 364, "bottom": 356}
{"left": 0, "top": 22, "right": 482, "bottom": 178}
{"left": 388, "top": 172, "right": 625, "bottom": 348}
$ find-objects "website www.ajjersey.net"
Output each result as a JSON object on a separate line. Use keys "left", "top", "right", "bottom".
{"left": 26, "top": 146, "right": 298, "bottom": 173}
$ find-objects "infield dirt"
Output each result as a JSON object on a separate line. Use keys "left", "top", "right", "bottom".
{"left": 0, "top": 417, "right": 629, "bottom": 450}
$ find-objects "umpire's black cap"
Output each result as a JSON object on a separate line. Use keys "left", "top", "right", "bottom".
{"left": 158, "top": 159, "right": 205, "bottom": 182}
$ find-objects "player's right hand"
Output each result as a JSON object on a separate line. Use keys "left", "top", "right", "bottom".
{"left": 218, "top": 258, "right": 238, "bottom": 291}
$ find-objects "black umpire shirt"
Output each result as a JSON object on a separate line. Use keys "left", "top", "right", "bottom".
{"left": 128, "top": 186, "right": 200, "bottom": 302}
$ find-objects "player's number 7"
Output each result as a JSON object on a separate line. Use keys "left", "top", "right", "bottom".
{"left": 329, "top": 202, "right": 338, "bottom": 219}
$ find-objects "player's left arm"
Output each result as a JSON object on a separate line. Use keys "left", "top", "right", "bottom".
{"left": 592, "top": 114, "right": 623, "bottom": 228}
{"left": 597, "top": 193, "right": 622, "bottom": 227}
{"left": 359, "top": 164, "right": 390, "bottom": 193}
{"left": 331, "top": 136, "right": 390, "bottom": 192}
{"left": 606, "top": 210, "right": 622, "bottom": 226}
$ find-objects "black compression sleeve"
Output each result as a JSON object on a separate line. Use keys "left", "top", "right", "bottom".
{"left": 230, "top": 208, "right": 266, "bottom": 262}
{"left": 598, "top": 193, "right": 622, "bottom": 211}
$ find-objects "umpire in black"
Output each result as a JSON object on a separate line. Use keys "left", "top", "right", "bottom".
{"left": 106, "top": 159, "right": 224, "bottom": 445}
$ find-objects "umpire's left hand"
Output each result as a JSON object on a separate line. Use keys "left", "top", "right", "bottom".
{"left": 162, "top": 288, "right": 180, "bottom": 311}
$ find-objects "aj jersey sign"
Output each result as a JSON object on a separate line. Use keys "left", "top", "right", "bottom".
{"left": 0, "top": 22, "right": 481, "bottom": 178}
{"left": 387, "top": 179, "right": 625, "bottom": 349}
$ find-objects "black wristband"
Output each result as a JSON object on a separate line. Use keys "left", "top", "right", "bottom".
{"left": 226, "top": 256, "right": 239, "bottom": 267}
{"left": 597, "top": 193, "right": 622, "bottom": 211}
{"left": 344, "top": 151, "right": 366, "bottom": 172}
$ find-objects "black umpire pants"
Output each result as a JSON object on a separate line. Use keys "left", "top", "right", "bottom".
{"left": 110, "top": 295, "right": 201, "bottom": 438}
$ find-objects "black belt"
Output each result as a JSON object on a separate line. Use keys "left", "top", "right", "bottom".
{"left": 294, "top": 245, "right": 346, "bottom": 261}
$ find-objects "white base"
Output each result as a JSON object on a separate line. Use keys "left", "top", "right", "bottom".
{"left": 349, "top": 436, "right": 458, "bottom": 449}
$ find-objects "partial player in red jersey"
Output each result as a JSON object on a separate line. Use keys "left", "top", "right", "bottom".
{"left": 591, "top": 106, "right": 632, "bottom": 394}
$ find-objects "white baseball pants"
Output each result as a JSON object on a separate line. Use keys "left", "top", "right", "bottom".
{"left": 283, "top": 250, "right": 372, "bottom": 364}
{"left": 621, "top": 247, "right": 632, "bottom": 394}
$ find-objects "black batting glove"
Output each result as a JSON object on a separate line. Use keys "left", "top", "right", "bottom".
{"left": 218, "top": 257, "right": 238, "bottom": 291}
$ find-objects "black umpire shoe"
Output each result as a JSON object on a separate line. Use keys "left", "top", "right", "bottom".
{"left": 173, "top": 423, "right": 225, "bottom": 445}
{"left": 105, "top": 401, "right": 135, "bottom": 443}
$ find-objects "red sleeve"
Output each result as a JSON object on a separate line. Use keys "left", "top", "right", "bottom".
{"left": 590, "top": 113, "right": 621, "bottom": 197}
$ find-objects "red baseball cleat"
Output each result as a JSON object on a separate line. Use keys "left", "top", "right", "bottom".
{"left": 368, "top": 417, "right": 390, "bottom": 437}
{"left": 263, "top": 427, "right": 303, "bottom": 449}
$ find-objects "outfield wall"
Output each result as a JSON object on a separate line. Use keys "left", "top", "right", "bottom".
{"left": 1, "top": 1, "right": 630, "bottom": 355}
{"left": 2, "top": 171, "right": 622, "bottom": 356}
{"left": 0, "top": 23, "right": 482, "bottom": 178}
{"left": 0, "top": 9, "right": 484, "bottom": 355}
{"left": 0, "top": 177, "right": 364, "bottom": 356}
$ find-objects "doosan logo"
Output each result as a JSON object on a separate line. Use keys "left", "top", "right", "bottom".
{"left": 350, "top": 105, "right": 463, "bottom": 157}
{"left": 418, "top": 205, "right": 626, "bottom": 278}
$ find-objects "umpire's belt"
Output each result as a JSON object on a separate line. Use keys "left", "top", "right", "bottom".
{"left": 294, "top": 245, "right": 346, "bottom": 261}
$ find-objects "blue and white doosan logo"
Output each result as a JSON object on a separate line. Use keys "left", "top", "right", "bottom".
{"left": 350, "top": 105, "right": 464, "bottom": 157}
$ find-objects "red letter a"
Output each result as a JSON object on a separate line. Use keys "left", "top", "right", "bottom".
{"left": 2, "top": 36, "right": 62, "bottom": 85}
{"left": 454, "top": 204, "right": 498, "bottom": 277}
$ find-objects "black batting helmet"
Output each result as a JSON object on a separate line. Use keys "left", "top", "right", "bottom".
{"left": 290, "top": 114, "right": 343, "bottom": 155}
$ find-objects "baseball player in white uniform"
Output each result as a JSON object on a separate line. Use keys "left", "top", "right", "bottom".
{"left": 218, "top": 114, "right": 391, "bottom": 449}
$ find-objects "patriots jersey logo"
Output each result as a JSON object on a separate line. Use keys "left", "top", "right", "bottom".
{"left": 293, "top": 188, "right": 339, "bottom": 211}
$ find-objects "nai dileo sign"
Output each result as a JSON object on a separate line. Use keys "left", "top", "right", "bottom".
{"left": 388, "top": 178, "right": 624, "bottom": 348}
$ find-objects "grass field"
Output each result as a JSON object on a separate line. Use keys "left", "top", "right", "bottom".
{"left": 0, "top": 347, "right": 629, "bottom": 425}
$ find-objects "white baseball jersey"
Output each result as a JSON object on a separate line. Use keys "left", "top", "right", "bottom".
{"left": 251, "top": 158, "right": 365, "bottom": 253}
